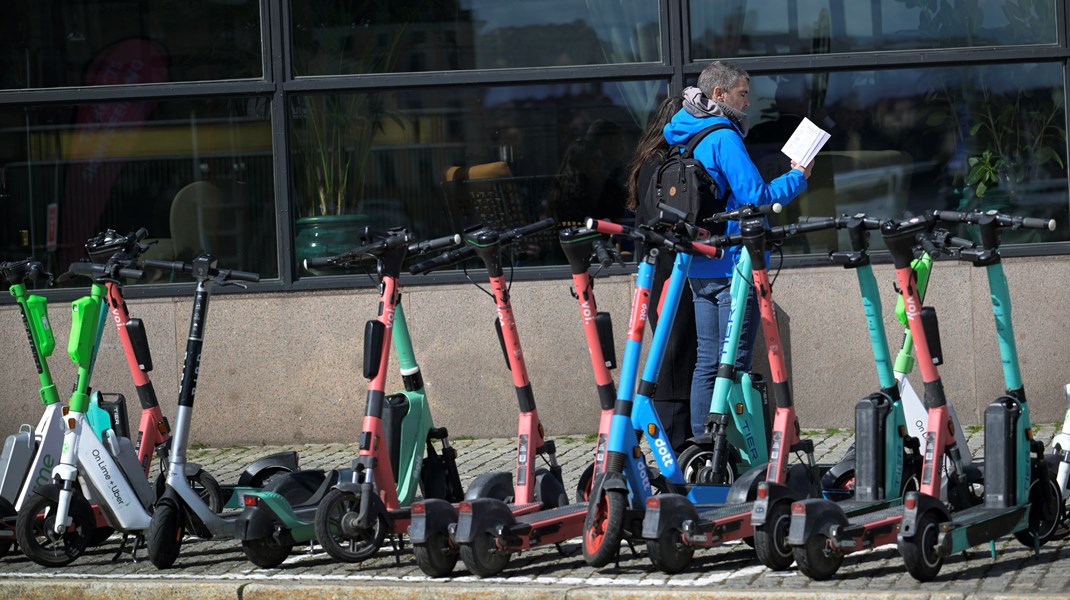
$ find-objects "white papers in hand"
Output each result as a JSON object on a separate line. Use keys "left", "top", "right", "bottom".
{"left": 780, "top": 117, "right": 830, "bottom": 167}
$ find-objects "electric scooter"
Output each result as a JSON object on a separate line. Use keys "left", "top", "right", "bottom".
{"left": 0, "top": 260, "right": 62, "bottom": 558}
{"left": 896, "top": 209, "right": 1061, "bottom": 581}
{"left": 144, "top": 255, "right": 264, "bottom": 568}
{"left": 1047, "top": 385, "right": 1070, "bottom": 536}
{"left": 416, "top": 226, "right": 620, "bottom": 577}
{"left": 582, "top": 206, "right": 762, "bottom": 570}
{"left": 640, "top": 205, "right": 847, "bottom": 573}
{"left": 232, "top": 228, "right": 466, "bottom": 569}
{"left": 785, "top": 214, "right": 933, "bottom": 579}
{"left": 404, "top": 219, "right": 573, "bottom": 576}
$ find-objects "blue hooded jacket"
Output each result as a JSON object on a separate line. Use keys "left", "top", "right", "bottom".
{"left": 663, "top": 109, "right": 807, "bottom": 278}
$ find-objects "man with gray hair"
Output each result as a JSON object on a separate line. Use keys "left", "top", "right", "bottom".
{"left": 662, "top": 60, "right": 813, "bottom": 436}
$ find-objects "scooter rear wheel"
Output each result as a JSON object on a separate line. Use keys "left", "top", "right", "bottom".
{"left": 1014, "top": 474, "right": 1062, "bottom": 548}
{"left": 243, "top": 536, "right": 293, "bottom": 568}
{"left": 646, "top": 527, "right": 693, "bottom": 574}
{"left": 582, "top": 488, "right": 625, "bottom": 567}
{"left": 754, "top": 500, "right": 794, "bottom": 571}
{"left": 460, "top": 532, "right": 510, "bottom": 577}
{"left": 16, "top": 492, "right": 94, "bottom": 567}
{"left": 146, "top": 497, "right": 185, "bottom": 568}
{"left": 899, "top": 511, "right": 944, "bottom": 582}
{"left": 413, "top": 531, "right": 458, "bottom": 577}
{"left": 314, "top": 488, "right": 386, "bottom": 562}
{"left": 794, "top": 533, "right": 843, "bottom": 580}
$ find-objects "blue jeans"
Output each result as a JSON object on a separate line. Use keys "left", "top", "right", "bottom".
{"left": 689, "top": 277, "right": 760, "bottom": 436}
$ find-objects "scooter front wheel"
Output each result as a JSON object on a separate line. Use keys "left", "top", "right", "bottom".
{"left": 754, "top": 500, "right": 794, "bottom": 571}
{"left": 146, "top": 497, "right": 185, "bottom": 568}
{"left": 576, "top": 463, "right": 595, "bottom": 502}
{"left": 459, "top": 532, "right": 510, "bottom": 577}
{"left": 243, "top": 536, "right": 293, "bottom": 568}
{"left": 794, "top": 533, "right": 843, "bottom": 580}
{"left": 413, "top": 531, "right": 458, "bottom": 577}
{"left": 16, "top": 493, "right": 94, "bottom": 567}
{"left": 678, "top": 444, "right": 737, "bottom": 486}
{"left": 646, "top": 527, "right": 693, "bottom": 574}
{"left": 899, "top": 511, "right": 944, "bottom": 582}
{"left": 314, "top": 488, "right": 386, "bottom": 562}
{"left": 582, "top": 488, "right": 625, "bottom": 567}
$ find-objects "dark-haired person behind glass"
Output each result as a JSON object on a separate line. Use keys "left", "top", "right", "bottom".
{"left": 625, "top": 95, "right": 693, "bottom": 452}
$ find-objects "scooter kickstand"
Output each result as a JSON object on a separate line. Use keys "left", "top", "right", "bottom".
{"left": 111, "top": 534, "right": 129, "bottom": 562}
{"left": 391, "top": 535, "right": 402, "bottom": 565}
{"left": 130, "top": 534, "right": 144, "bottom": 562}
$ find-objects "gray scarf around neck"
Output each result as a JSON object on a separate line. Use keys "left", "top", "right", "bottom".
{"left": 682, "top": 86, "right": 749, "bottom": 137}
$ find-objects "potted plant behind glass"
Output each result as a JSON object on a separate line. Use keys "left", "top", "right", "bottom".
{"left": 289, "top": 3, "right": 417, "bottom": 271}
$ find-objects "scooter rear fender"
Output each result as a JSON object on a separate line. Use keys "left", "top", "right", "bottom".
{"left": 642, "top": 493, "right": 699, "bottom": 540}
{"left": 453, "top": 497, "right": 515, "bottom": 544}
{"left": 898, "top": 491, "right": 950, "bottom": 542}
{"left": 752, "top": 481, "right": 796, "bottom": 527}
{"left": 408, "top": 498, "right": 457, "bottom": 544}
{"left": 787, "top": 498, "right": 847, "bottom": 546}
{"left": 235, "top": 451, "right": 299, "bottom": 487}
{"left": 726, "top": 463, "right": 767, "bottom": 505}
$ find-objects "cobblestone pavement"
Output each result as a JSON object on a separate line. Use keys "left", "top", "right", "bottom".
{"left": 1, "top": 426, "right": 1069, "bottom": 599}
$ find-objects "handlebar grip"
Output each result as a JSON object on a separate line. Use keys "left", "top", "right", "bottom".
{"left": 408, "top": 233, "right": 462, "bottom": 256}
{"left": 502, "top": 218, "right": 556, "bottom": 242}
{"left": 592, "top": 238, "right": 613, "bottom": 269}
{"left": 1021, "top": 216, "right": 1057, "bottom": 231}
{"left": 794, "top": 217, "right": 838, "bottom": 233}
{"left": 67, "top": 262, "right": 100, "bottom": 276}
{"left": 303, "top": 255, "right": 337, "bottom": 270}
{"left": 225, "top": 269, "right": 260, "bottom": 283}
{"left": 143, "top": 259, "right": 190, "bottom": 274}
{"left": 118, "top": 267, "right": 144, "bottom": 280}
{"left": 409, "top": 246, "right": 476, "bottom": 275}
{"left": 586, "top": 218, "right": 625, "bottom": 236}
{"left": 688, "top": 242, "right": 721, "bottom": 259}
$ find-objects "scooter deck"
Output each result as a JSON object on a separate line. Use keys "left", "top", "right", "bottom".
{"left": 515, "top": 502, "right": 585, "bottom": 525}
{"left": 841, "top": 504, "right": 904, "bottom": 538}
{"left": 696, "top": 501, "right": 752, "bottom": 522}
{"left": 947, "top": 505, "right": 1028, "bottom": 531}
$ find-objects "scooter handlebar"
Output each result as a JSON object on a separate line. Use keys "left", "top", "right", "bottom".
{"left": 500, "top": 217, "right": 556, "bottom": 243}
{"left": 61, "top": 261, "right": 144, "bottom": 282}
{"left": 933, "top": 209, "right": 1056, "bottom": 231}
{"left": 1, "top": 260, "right": 52, "bottom": 286}
{"left": 586, "top": 218, "right": 624, "bottom": 236}
{"left": 408, "top": 233, "right": 462, "bottom": 256}
{"left": 409, "top": 245, "right": 477, "bottom": 275}
{"left": 143, "top": 259, "right": 259, "bottom": 283}
{"left": 705, "top": 203, "right": 782, "bottom": 224}
{"left": 798, "top": 214, "right": 882, "bottom": 230}
{"left": 591, "top": 237, "right": 614, "bottom": 269}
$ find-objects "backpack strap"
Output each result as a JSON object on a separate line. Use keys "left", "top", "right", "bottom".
{"left": 681, "top": 122, "right": 737, "bottom": 158}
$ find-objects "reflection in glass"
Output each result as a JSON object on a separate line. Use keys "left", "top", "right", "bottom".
{"left": 289, "top": 81, "right": 669, "bottom": 273}
{"left": 743, "top": 63, "right": 1066, "bottom": 253}
{"left": 290, "top": 0, "right": 660, "bottom": 76}
{"left": 0, "top": 2, "right": 262, "bottom": 90}
{"left": 691, "top": 0, "right": 1057, "bottom": 59}
{"left": 0, "top": 98, "right": 278, "bottom": 281}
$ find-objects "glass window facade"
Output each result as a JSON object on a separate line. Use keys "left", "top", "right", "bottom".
{"left": 0, "top": 0, "right": 1067, "bottom": 292}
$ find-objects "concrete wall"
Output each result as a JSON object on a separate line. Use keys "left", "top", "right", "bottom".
{"left": 2, "top": 255, "right": 1068, "bottom": 447}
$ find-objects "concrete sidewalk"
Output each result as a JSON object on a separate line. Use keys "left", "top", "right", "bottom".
{"left": 1, "top": 427, "right": 1068, "bottom": 599}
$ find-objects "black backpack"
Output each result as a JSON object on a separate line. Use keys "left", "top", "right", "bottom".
{"left": 648, "top": 122, "right": 736, "bottom": 231}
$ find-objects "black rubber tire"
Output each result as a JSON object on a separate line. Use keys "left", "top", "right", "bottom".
{"left": 459, "top": 532, "right": 510, "bottom": 578}
{"left": 413, "top": 531, "right": 458, "bottom": 578}
{"left": 242, "top": 536, "right": 293, "bottom": 568}
{"left": 794, "top": 533, "right": 843, "bottom": 580}
{"left": 678, "top": 444, "right": 737, "bottom": 486}
{"left": 646, "top": 527, "right": 693, "bottom": 574}
{"left": 899, "top": 510, "right": 944, "bottom": 582}
{"left": 314, "top": 488, "right": 386, "bottom": 562}
{"left": 190, "top": 470, "right": 224, "bottom": 513}
{"left": 576, "top": 463, "right": 595, "bottom": 503}
{"left": 754, "top": 500, "right": 794, "bottom": 571}
{"left": 146, "top": 497, "right": 185, "bottom": 569}
{"left": 16, "top": 493, "right": 94, "bottom": 567}
{"left": 582, "top": 488, "right": 626, "bottom": 568}
{"left": 1014, "top": 474, "right": 1062, "bottom": 548}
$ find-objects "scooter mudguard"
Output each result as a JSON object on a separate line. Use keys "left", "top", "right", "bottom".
{"left": 235, "top": 451, "right": 300, "bottom": 488}
{"left": 334, "top": 481, "right": 388, "bottom": 529}
{"left": 786, "top": 498, "right": 848, "bottom": 546}
{"left": 453, "top": 497, "right": 516, "bottom": 544}
{"left": 725, "top": 463, "right": 767, "bottom": 505}
{"left": 464, "top": 471, "right": 514, "bottom": 502}
{"left": 235, "top": 491, "right": 302, "bottom": 544}
{"left": 31, "top": 481, "right": 94, "bottom": 523}
{"left": 535, "top": 468, "right": 569, "bottom": 508}
{"left": 752, "top": 480, "right": 798, "bottom": 527}
{"left": 642, "top": 493, "right": 699, "bottom": 540}
{"left": 408, "top": 498, "right": 457, "bottom": 544}
{"left": 898, "top": 491, "right": 950, "bottom": 543}
{"left": 588, "top": 471, "right": 628, "bottom": 509}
